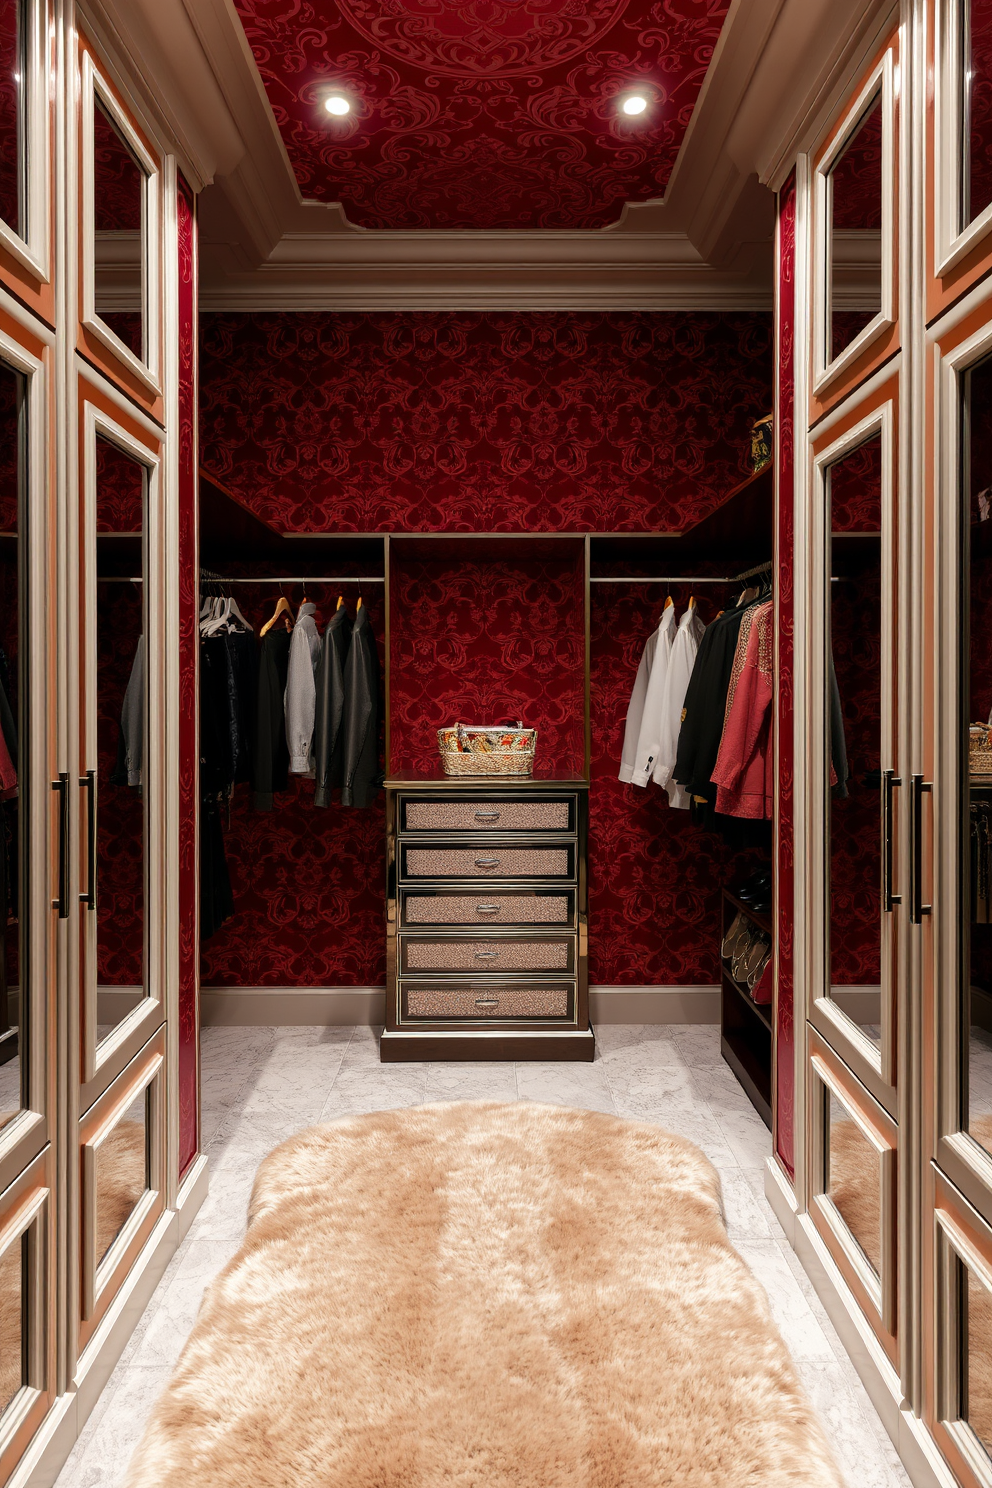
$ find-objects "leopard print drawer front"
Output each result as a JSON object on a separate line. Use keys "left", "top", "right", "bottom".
{"left": 403, "top": 985, "right": 573, "bottom": 1020}
{"left": 403, "top": 938, "right": 573, "bottom": 973}
{"left": 403, "top": 799, "right": 571, "bottom": 832}
{"left": 403, "top": 846, "right": 572, "bottom": 879}
{"left": 403, "top": 893, "right": 572, "bottom": 925}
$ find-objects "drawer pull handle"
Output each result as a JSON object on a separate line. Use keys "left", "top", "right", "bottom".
{"left": 475, "top": 810, "right": 501, "bottom": 820}
{"left": 474, "top": 949, "right": 499, "bottom": 959}
{"left": 476, "top": 903, "right": 500, "bottom": 914}
{"left": 475, "top": 998, "right": 499, "bottom": 1007}
{"left": 474, "top": 857, "right": 500, "bottom": 867}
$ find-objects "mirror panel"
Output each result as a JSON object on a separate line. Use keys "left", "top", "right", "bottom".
{"left": 957, "top": 1251, "right": 992, "bottom": 1460}
{"left": 826, "top": 434, "right": 884, "bottom": 1047}
{"left": 963, "top": 356, "right": 992, "bottom": 1164}
{"left": 94, "top": 435, "right": 146, "bottom": 1047}
{"left": 0, "top": 1229, "right": 24, "bottom": 1415}
{"left": 95, "top": 1089, "right": 148, "bottom": 1267}
{"left": 92, "top": 96, "right": 144, "bottom": 361}
{"left": 829, "top": 94, "right": 883, "bottom": 364}
{"left": 965, "top": 1, "right": 992, "bottom": 229}
{"left": 0, "top": 359, "right": 25, "bottom": 1130}
{"left": 823, "top": 1081, "right": 883, "bottom": 1275}
{"left": 0, "top": 0, "right": 24, "bottom": 239}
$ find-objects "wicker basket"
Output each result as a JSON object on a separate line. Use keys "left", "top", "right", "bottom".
{"left": 971, "top": 723, "right": 992, "bottom": 776}
{"left": 438, "top": 722, "right": 537, "bottom": 777}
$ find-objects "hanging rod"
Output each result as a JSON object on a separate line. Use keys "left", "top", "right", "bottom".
{"left": 589, "top": 575, "right": 760, "bottom": 585}
{"left": 199, "top": 575, "right": 385, "bottom": 584}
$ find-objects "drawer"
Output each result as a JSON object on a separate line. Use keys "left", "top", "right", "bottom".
{"left": 400, "top": 794, "right": 576, "bottom": 834}
{"left": 400, "top": 980, "right": 575, "bottom": 1024}
{"left": 400, "top": 934, "right": 575, "bottom": 975}
{"left": 401, "top": 888, "right": 576, "bottom": 928}
{"left": 400, "top": 841, "right": 575, "bottom": 881}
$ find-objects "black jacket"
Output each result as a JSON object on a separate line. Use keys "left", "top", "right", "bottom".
{"left": 340, "top": 604, "right": 380, "bottom": 808}
{"left": 253, "top": 628, "right": 291, "bottom": 810}
{"left": 673, "top": 604, "right": 749, "bottom": 804}
{"left": 313, "top": 605, "right": 352, "bottom": 808}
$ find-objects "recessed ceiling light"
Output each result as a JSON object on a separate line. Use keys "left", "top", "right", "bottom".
{"left": 622, "top": 95, "right": 647, "bottom": 116}
{"left": 325, "top": 95, "right": 350, "bottom": 116}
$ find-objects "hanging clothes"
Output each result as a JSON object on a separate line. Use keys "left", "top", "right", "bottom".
{"left": 200, "top": 796, "right": 234, "bottom": 939}
{"left": 673, "top": 602, "right": 753, "bottom": 805}
{"left": 285, "top": 600, "right": 322, "bottom": 776}
{"left": 313, "top": 605, "right": 352, "bottom": 808}
{"left": 224, "top": 627, "right": 257, "bottom": 787}
{"left": 654, "top": 599, "right": 706, "bottom": 808}
{"left": 340, "top": 604, "right": 380, "bottom": 808}
{"left": 619, "top": 599, "right": 675, "bottom": 786}
{"left": 829, "top": 655, "right": 850, "bottom": 799}
{"left": 710, "top": 600, "right": 774, "bottom": 819}
{"left": 254, "top": 628, "right": 291, "bottom": 811}
{"left": 111, "top": 636, "right": 145, "bottom": 789}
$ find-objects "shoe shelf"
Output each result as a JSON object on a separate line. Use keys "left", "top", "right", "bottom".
{"left": 720, "top": 886, "right": 772, "bottom": 1130}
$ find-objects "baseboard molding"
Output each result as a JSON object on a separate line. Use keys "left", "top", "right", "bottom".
{"left": 10, "top": 1154, "right": 209, "bottom": 1488}
{"left": 201, "top": 986, "right": 387, "bottom": 1025}
{"left": 589, "top": 985, "right": 720, "bottom": 1023}
{"left": 200, "top": 985, "right": 721, "bottom": 1026}
{"left": 763, "top": 1159, "right": 958, "bottom": 1488}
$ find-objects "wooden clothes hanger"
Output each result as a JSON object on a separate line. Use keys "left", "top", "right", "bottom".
{"left": 261, "top": 595, "right": 293, "bottom": 637}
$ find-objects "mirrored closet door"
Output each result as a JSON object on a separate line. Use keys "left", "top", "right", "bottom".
{"left": 0, "top": 305, "right": 58, "bottom": 1487}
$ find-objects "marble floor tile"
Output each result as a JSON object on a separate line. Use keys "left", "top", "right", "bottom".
{"left": 424, "top": 1062, "right": 520, "bottom": 1103}
{"left": 514, "top": 1060, "right": 616, "bottom": 1114}
{"left": 56, "top": 1023, "right": 911, "bottom": 1488}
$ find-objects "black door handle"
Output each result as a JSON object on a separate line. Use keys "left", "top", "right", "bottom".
{"left": 882, "top": 769, "right": 901, "bottom": 911}
{"left": 52, "top": 773, "right": 69, "bottom": 918}
{"left": 910, "top": 773, "right": 932, "bottom": 924}
{"left": 79, "top": 770, "right": 97, "bottom": 911}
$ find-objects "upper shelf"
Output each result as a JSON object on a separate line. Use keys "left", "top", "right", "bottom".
{"left": 198, "top": 460, "right": 774, "bottom": 573}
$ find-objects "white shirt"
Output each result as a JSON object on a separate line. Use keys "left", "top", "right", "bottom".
{"left": 284, "top": 602, "right": 323, "bottom": 775}
{"left": 619, "top": 601, "right": 676, "bottom": 787}
{"left": 654, "top": 600, "right": 706, "bottom": 808}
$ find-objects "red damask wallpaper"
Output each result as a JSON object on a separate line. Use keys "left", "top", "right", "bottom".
{"left": 231, "top": 0, "right": 731, "bottom": 230}
{"left": 199, "top": 311, "right": 773, "bottom": 534}
{"left": 177, "top": 176, "right": 198, "bottom": 1175}
{"left": 775, "top": 171, "right": 796, "bottom": 1177}
{"left": 389, "top": 542, "right": 585, "bottom": 777}
{"left": 199, "top": 309, "right": 774, "bottom": 989}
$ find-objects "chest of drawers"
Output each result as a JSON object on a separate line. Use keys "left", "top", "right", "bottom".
{"left": 381, "top": 778, "right": 593, "bottom": 1062}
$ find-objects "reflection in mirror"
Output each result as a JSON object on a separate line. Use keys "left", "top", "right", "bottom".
{"left": 95, "top": 1090, "right": 148, "bottom": 1267}
{"left": 965, "top": 1, "right": 992, "bottom": 228}
{"left": 963, "top": 356, "right": 992, "bottom": 1162}
{"left": 96, "top": 437, "right": 146, "bottom": 1046}
{"left": 0, "top": 361, "right": 23, "bottom": 1129}
{"left": 0, "top": 0, "right": 24, "bottom": 236}
{"left": 0, "top": 1232, "right": 25, "bottom": 1415}
{"left": 829, "top": 94, "right": 883, "bottom": 364}
{"left": 824, "top": 1085, "right": 882, "bottom": 1275}
{"left": 92, "top": 97, "right": 144, "bottom": 361}
{"left": 827, "top": 434, "right": 882, "bottom": 1045}
{"left": 959, "top": 1255, "right": 992, "bottom": 1458}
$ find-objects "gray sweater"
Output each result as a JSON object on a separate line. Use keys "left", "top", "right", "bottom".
{"left": 284, "top": 602, "right": 322, "bottom": 775}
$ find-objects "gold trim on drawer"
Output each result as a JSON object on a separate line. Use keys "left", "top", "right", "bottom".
{"left": 401, "top": 936, "right": 576, "bottom": 974}
{"left": 401, "top": 890, "right": 575, "bottom": 927}
{"left": 401, "top": 982, "right": 575, "bottom": 1023}
{"left": 401, "top": 796, "right": 574, "bottom": 833}
{"left": 401, "top": 842, "right": 574, "bottom": 881}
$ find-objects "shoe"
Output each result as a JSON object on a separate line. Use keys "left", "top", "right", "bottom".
{"left": 736, "top": 869, "right": 772, "bottom": 904}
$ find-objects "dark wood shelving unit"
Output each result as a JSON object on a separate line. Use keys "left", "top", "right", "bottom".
{"left": 720, "top": 886, "right": 773, "bottom": 1129}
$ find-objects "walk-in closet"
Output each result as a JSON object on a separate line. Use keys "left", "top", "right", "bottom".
{"left": 2, "top": 1, "right": 992, "bottom": 1486}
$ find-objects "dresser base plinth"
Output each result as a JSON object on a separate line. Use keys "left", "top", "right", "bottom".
{"left": 379, "top": 1028, "right": 595, "bottom": 1063}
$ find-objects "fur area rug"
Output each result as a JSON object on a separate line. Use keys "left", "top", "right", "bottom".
{"left": 126, "top": 1102, "right": 843, "bottom": 1487}
{"left": 830, "top": 1113, "right": 992, "bottom": 1449}
{"left": 0, "top": 1119, "right": 146, "bottom": 1409}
